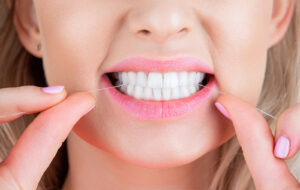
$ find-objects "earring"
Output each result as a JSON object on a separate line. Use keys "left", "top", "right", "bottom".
{"left": 35, "top": 43, "right": 41, "bottom": 51}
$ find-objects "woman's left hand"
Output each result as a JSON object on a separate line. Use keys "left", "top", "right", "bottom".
{"left": 216, "top": 94, "right": 300, "bottom": 190}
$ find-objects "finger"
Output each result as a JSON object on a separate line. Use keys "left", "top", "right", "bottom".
{"left": 275, "top": 102, "right": 300, "bottom": 159}
{"left": 216, "top": 94, "right": 299, "bottom": 189}
{"left": 0, "top": 85, "right": 66, "bottom": 123}
{"left": 1, "top": 92, "right": 96, "bottom": 190}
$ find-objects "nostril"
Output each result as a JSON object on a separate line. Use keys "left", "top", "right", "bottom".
{"left": 179, "top": 27, "right": 189, "bottom": 33}
{"left": 138, "top": 29, "right": 151, "bottom": 36}
{"left": 135, "top": 27, "right": 190, "bottom": 42}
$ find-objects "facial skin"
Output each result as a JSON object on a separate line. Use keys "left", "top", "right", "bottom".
{"left": 13, "top": 0, "right": 294, "bottom": 189}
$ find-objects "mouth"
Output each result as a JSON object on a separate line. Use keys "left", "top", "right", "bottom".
{"left": 99, "top": 56, "right": 215, "bottom": 120}
{"left": 106, "top": 71, "right": 211, "bottom": 101}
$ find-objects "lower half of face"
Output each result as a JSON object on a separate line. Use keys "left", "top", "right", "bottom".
{"left": 34, "top": 0, "right": 270, "bottom": 168}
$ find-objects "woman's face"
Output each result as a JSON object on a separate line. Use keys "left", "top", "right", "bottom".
{"left": 30, "top": 0, "right": 278, "bottom": 167}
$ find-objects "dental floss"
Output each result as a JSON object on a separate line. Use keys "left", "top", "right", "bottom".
{"left": 86, "top": 84, "right": 126, "bottom": 93}
{"left": 0, "top": 84, "right": 128, "bottom": 119}
{"left": 196, "top": 83, "right": 278, "bottom": 119}
{"left": 0, "top": 83, "right": 277, "bottom": 119}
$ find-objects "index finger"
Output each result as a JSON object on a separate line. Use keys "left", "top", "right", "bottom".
{"left": 216, "top": 94, "right": 299, "bottom": 189}
{"left": 1, "top": 92, "right": 96, "bottom": 190}
{"left": 0, "top": 85, "right": 66, "bottom": 123}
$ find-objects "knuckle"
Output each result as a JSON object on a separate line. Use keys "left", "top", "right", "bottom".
{"left": 15, "top": 85, "right": 37, "bottom": 95}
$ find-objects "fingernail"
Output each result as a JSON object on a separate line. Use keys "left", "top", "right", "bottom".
{"left": 84, "top": 105, "right": 95, "bottom": 115}
{"left": 215, "top": 102, "right": 231, "bottom": 120}
{"left": 42, "top": 86, "right": 65, "bottom": 94}
{"left": 274, "top": 136, "right": 290, "bottom": 158}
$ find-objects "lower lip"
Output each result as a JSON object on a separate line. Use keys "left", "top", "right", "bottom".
{"left": 100, "top": 75, "right": 215, "bottom": 120}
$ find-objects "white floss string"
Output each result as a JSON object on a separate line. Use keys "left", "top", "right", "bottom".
{"left": 86, "top": 84, "right": 126, "bottom": 93}
{"left": 0, "top": 83, "right": 277, "bottom": 120}
{"left": 197, "top": 84, "right": 278, "bottom": 120}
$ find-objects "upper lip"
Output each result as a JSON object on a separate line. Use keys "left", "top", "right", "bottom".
{"left": 103, "top": 56, "right": 214, "bottom": 74}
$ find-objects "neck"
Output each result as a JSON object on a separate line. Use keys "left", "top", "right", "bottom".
{"left": 62, "top": 131, "right": 220, "bottom": 190}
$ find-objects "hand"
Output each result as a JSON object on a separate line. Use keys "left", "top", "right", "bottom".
{"left": 0, "top": 85, "right": 95, "bottom": 190}
{"left": 215, "top": 94, "right": 300, "bottom": 190}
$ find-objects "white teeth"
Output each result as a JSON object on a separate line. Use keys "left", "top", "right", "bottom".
{"left": 136, "top": 72, "right": 147, "bottom": 87}
{"left": 128, "top": 72, "right": 136, "bottom": 85}
{"left": 121, "top": 72, "right": 129, "bottom": 85}
{"left": 127, "top": 84, "right": 134, "bottom": 96}
{"left": 144, "top": 87, "right": 153, "bottom": 100}
{"left": 116, "top": 71, "right": 207, "bottom": 101}
{"left": 188, "top": 72, "right": 197, "bottom": 84}
{"left": 178, "top": 72, "right": 189, "bottom": 86}
{"left": 121, "top": 85, "right": 127, "bottom": 92}
{"left": 179, "top": 86, "right": 190, "bottom": 98}
{"left": 153, "top": 89, "right": 162, "bottom": 100}
{"left": 148, "top": 72, "right": 163, "bottom": 88}
{"left": 171, "top": 87, "right": 180, "bottom": 99}
{"left": 189, "top": 85, "right": 197, "bottom": 94}
{"left": 163, "top": 72, "right": 178, "bottom": 88}
{"left": 196, "top": 72, "right": 204, "bottom": 84}
{"left": 134, "top": 86, "right": 143, "bottom": 99}
{"left": 162, "top": 88, "right": 171, "bottom": 100}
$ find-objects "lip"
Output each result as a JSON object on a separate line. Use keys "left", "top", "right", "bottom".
{"left": 103, "top": 56, "right": 214, "bottom": 74}
{"left": 100, "top": 74, "right": 215, "bottom": 120}
{"left": 99, "top": 56, "right": 215, "bottom": 120}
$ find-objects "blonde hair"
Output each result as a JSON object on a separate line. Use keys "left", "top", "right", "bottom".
{"left": 0, "top": 0, "right": 299, "bottom": 189}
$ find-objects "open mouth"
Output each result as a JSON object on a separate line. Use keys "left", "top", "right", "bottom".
{"left": 106, "top": 71, "right": 211, "bottom": 101}
{"left": 99, "top": 56, "right": 215, "bottom": 120}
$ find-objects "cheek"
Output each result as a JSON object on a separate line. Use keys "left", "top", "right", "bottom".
{"left": 201, "top": 1, "right": 272, "bottom": 104}
{"left": 34, "top": 2, "right": 120, "bottom": 91}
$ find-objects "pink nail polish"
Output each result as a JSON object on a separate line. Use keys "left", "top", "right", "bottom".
{"left": 215, "top": 102, "right": 231, "bottom": 120}
{"left": 84, "top": 105, "right": 95, "bottom": 115}
{"left": 42, "top": 86, "right": 64, "bottom": 94}
{"left": 274, "top": 136, "right": 290, "bottom": 158}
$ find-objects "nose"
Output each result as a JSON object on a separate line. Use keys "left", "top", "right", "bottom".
{"left": 128, "top": 1, "right": 194, "bottom": 43}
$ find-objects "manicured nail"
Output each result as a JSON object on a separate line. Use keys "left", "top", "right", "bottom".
{"left": 215, "top": 102, "right": 231, "bottom": 120}
{"left": 42, "top": 86, "right": 65, "bottom": 94}
{"left": 274, "top": 136, "right": 290, "bottom": 158}
{"left": 84, "top": 105, "right": 95, "bottom": 115}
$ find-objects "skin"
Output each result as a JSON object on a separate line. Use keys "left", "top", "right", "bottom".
{"left": 0, "top": 0, "right": 299, "bottom": 189}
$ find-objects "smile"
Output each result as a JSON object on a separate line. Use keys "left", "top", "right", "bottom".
{"left": 100, "top": 56, "right": 216, "bottom": 120}
{"left": 107, "top": 71, "right": 210, "bottom": 101}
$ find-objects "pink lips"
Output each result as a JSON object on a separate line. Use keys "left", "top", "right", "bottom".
{"left": 100, "top": 56, "right": 215, "bottom": 120}
{"left": 104, "top": 56, "right": 214, "bottom": 74}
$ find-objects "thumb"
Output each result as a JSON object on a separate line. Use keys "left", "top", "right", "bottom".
{"left": 215, "top": 94, "right": 299, "bottom": 190}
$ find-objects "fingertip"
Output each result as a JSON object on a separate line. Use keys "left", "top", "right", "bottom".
{"left": 41, "top": 86, "right": 67, "bottom": 100}
{"left": 215, "top": 94, "right": 242, "bottom": 120}
{"left": 274, "top": 134, "right": 300, "bottom": 160}
{"left": 214, "top": 102, "right": 231, "bottom": 120}
{"left": 41, "top": 86, "right": 65, "bottom": 94}
{"left": 274, "top": 136, "right": 290, "bottom": 159}
{"left": 275, "top": 103, "right": 300, "bottom": 159}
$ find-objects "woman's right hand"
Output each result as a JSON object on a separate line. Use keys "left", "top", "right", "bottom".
{"left": 0, "top": 85, "right": 96, "bottom": 190}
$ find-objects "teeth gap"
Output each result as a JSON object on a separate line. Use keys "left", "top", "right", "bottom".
{"left": 107, "top": 73, "right": 119, "bottom": 85}
{"left": 106, "top": 73, "right": 127, "bottom": 95}
{"left": 201, "top": 73, "right": 210, "bottom": 86}
{"left": 106, "top": 72, "right": 211, "bottom": 97}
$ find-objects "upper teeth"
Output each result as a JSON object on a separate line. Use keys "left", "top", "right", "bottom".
{"left": 116, "top": 71, "right": 205, "bottom": 101}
